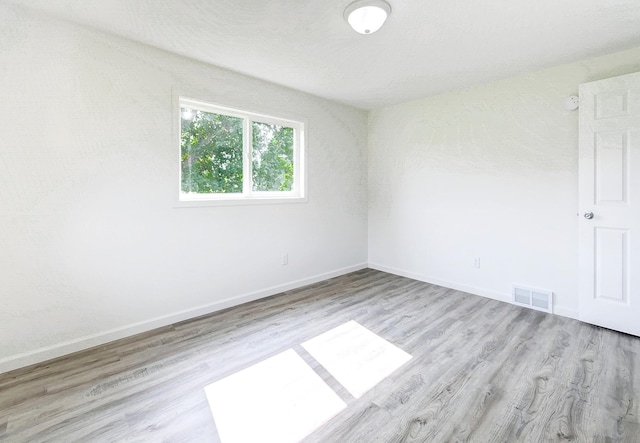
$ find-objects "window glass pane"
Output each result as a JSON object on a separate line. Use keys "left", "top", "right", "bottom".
{"left": 252, "top": 122, "right": 294, "bottom": 192}
{"left": 181, "top": 107, "right": 243, "bottom": 194}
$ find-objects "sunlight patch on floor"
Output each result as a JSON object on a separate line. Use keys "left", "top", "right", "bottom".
{"left": 204, "top": 349, "right": 346, "bottom": 443}
{"left": 302, "top": 320, "right": 412, "bottom": 398}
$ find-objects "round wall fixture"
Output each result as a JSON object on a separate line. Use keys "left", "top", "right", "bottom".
{"left": 344, "top": 0, "right": 392, "bottom": 35}
{"left": 564, "top": 95, "right": 579, "bottom": 111}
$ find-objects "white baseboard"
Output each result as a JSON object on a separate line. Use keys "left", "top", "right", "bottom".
{"left": 0, "top": 263, "right": 368, "bottom": 374}
{"left": 553, "top": 306, "right": 579, "bottom": 320}
{"left": 368, "top": 262, "right": 511, "bottom": 304}
{"left": 369, "top": 262, "right": 580, "bottom": 321}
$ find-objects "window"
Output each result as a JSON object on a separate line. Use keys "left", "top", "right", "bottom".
{"left": 179, "top": 98, "right": 305, "bottom": 203}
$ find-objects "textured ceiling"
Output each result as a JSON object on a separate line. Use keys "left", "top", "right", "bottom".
{"left": 10, "top": 0, "right": 640, "bottom": 109}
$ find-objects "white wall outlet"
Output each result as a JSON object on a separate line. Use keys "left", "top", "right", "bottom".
{"left": 282, "top": 253, "right": 288, "bottom": 266}
{"left": 473, "top": 257, "right": 481, "bottom": 268}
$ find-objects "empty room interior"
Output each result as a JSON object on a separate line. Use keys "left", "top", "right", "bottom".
{"left": 2, "top": 0, "right": 640, "bottom": 442}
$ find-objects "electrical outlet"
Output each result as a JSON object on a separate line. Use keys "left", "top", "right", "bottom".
{"left": 282, "top": 253, "right": 288, "bottom": 266}
{"left": 473, "top": 257, "right": 481, "bottom": 268}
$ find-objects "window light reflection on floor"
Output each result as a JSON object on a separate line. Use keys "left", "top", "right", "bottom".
{"left": 204, "top": 349, "right": 346, "bottom": 443}
{"left": 301, "top": 320, "right": 412, "bottom": 398}
{"left": 204, "top": 321, "right": 412, "bottom": 443}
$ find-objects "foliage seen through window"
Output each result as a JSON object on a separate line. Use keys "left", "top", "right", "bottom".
{"left": 179, "top": 101, "right": 300, "bottom": 201}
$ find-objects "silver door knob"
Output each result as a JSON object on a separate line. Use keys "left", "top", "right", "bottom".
{"left": 584, "top": 212, "right": 594, "bottom": 220}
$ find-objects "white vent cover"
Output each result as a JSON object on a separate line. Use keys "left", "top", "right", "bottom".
{"left": 512, "top": 286, "right": 553, "bottom": 314}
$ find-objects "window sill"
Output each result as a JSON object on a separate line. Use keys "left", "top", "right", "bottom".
{"left": 174, "top": 195, "right": 308, "bottom": 208}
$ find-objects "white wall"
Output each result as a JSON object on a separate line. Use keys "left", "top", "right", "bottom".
{"left": 0, "top": 5, "right": 368, "bottom": 373}
{"left": 368, "top": 47, "right": 640, "bottom": 318}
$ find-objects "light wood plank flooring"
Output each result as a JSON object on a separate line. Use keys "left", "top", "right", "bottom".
{"left": 1, "top": 269, "right": 639, "bottom": 442}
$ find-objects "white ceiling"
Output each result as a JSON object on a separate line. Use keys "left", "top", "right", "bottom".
{"left": 11, "top": 0, "right": 640, "bottom": 109}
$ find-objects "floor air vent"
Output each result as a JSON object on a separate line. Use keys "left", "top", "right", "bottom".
{"left": 512, "top": 286, "right": 553, "bottom": 314}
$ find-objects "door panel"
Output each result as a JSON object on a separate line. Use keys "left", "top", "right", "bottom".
{"left": 595, "top": 132, "right": 627, "bottom": 203}
{"left": 579, "top": 71, "right": 640, "bottom": 337}
{"left": 594, "top": 227, "right": 627, "bottom": 303}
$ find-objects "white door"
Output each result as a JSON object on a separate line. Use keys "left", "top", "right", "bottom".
{"left": 579, "top": 71, "right": 640, "bottom": 337}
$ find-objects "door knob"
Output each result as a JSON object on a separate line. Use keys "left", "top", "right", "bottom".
{"left": 584, "top": 212, "right": 594, "bottom": 220}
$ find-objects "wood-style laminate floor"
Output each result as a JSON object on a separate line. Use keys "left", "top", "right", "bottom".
{"left": 1, "top": 269, "right": 639, "bottom": 442}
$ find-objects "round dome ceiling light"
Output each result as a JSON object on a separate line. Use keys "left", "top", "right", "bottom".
{"left": 344, "top": 0, "right": 392, "bottom": 35}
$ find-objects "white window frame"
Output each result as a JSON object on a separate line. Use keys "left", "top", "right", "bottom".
{"left": 177, "top": 97, "right": 307, "bottom": 206}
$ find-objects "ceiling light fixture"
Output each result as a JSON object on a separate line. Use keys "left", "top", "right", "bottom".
{"left": 344, "top": 0, "right": 391, "bottom": 35}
